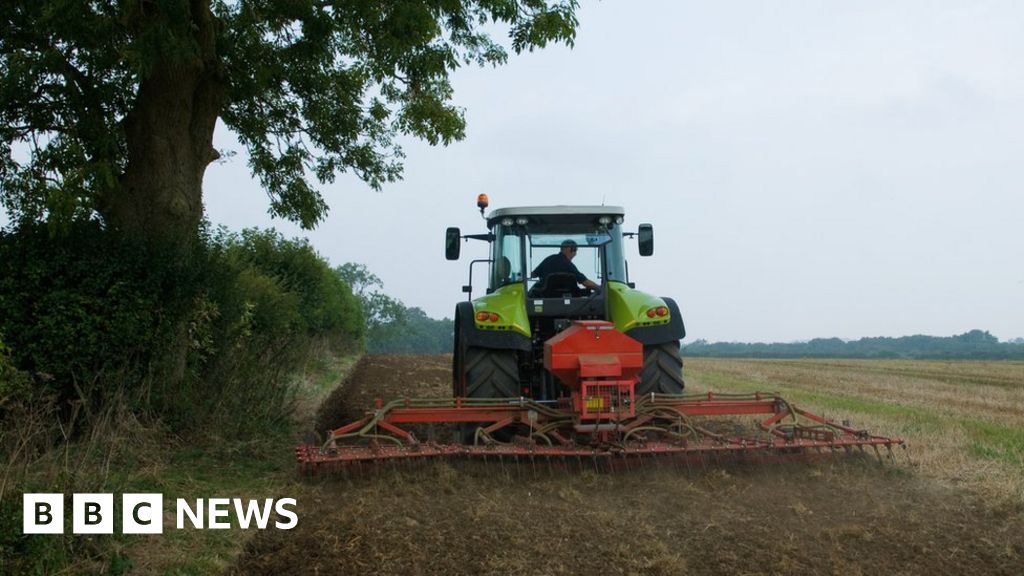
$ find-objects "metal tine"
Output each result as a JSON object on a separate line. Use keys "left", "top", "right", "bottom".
{"left": 656, "top": 452, "right": 669, "bottom": 473}
{"left": 736, "top": 449, "right": 747, "bottom": 471}
{"left": 710, "top": 447, "right": 723, "bottom": 469}
{"left": 672, "top": 452, "right": 685, "bottom": 475}
{"left": 754, "top": 447, "right": 768, "bottom": 470}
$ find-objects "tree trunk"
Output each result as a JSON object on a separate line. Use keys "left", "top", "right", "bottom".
{"left": 98, "top": 1, "right": 224, "bottom": 389}
{"left": 102, "top": 0, "right": 223, "bottom": 254}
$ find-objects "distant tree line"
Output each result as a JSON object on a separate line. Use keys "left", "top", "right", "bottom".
{"left": 682, "top": 330, "right": 1024, "bottom": 360}
{"left": 336, "top": 264, "right": 452, "bottom": 355}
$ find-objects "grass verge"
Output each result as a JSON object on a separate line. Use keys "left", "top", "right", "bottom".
{"left": 1, "top": 350, "right": 359, "bottom": 575}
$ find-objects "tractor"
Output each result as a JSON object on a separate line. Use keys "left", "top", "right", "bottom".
{"left": 446, "top": 198, "right": 684, "bottom": 410}
{"left": 296, "top": 197, "right": 904, "bottom": 472}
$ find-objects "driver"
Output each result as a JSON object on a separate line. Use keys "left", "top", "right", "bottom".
{"left": 531, "top": 239, "right": 599, "bottom": 292}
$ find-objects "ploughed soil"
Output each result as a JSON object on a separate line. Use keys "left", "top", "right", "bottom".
{"left": 231, "top": 355, "right": 1024, "bottom": 576}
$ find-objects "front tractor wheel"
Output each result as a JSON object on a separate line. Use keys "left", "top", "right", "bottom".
{"left": 637, "top": 341, "right": 685, "bottom": 396}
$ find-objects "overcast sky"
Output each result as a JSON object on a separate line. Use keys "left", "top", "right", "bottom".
{"left": 206, "top": 1, "right": 1020, "bottom": 342}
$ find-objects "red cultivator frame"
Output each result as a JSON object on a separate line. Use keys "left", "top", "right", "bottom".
{"left": 297, "top": 322, "right": 905, "bottom": 474}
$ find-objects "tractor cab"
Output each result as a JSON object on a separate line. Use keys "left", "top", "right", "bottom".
{"left": 488, "top": 206, "right": 627, "bottom": 321}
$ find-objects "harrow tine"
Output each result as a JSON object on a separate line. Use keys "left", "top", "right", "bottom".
{"left": 297, "top": 390, "right": 906, "bottom": 478}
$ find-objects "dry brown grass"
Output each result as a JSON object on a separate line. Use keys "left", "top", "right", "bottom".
{"left": 685, "top": 358, "right": 1024, "bottom": 505}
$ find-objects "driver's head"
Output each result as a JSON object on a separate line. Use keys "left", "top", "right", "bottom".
{"left": 560, "top": 239, "right": 578, "bottom": 259}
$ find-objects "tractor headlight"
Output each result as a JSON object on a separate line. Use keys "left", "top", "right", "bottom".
{"left": 515, "top": 217, "right": 529, "bottom": 225}
{"left": 598, "top": 216, "right": 612, "bottom": 225}
{"left": 501, "top": 217, "right": 514, "bottom": 226}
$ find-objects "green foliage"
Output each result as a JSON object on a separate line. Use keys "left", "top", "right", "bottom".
{"left": 0, "top": 223, "right": 363, "bottom": 437}
{"left": 217, "top": 229, "right": 364, "bottom": 338}
{"left": 0, "top": 335, "right": 32, "bottom": 407}
{"left": 0, "top": 2, "right": 131, "bottom": 224}
{"left": 335, "top": 262, "right": 405, "bottom": 330}
{"left": 158, "top": 227, "right": 364, "bottom": 435}
{"left": 337, "top": 262, "right": 451, "bottom": 354}
{"left": 1, "top": 0, "right": 580, "bottom": 230}
{"left": 0, "top": 221, "right": 191, "bottom": 412}
{"left": 0, "top": 494, "right": 69, "bottom": 576}
{"left": 368, "top": 306, "right": 453, "bottom": 354}
{"left": 683, "top": 330, "right": 1024, "bottom": 360}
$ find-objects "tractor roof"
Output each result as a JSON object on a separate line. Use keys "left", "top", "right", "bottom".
{"left": 487, "top": 205, "right": 625, "bottom": 223}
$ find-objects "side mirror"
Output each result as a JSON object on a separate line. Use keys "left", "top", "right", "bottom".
{"left": 638, "top": 224, "right": 654, "bottom": 256}
{"left": 445, "top": 227, "right": 461, "bottom": 260}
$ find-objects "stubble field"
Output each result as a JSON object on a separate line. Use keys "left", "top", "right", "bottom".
{"left": 230, "top": 355, "right": 1024, "bottom": 576}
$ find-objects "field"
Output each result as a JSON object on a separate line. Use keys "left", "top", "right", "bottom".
{"left": 230, "top": 355, "right": 1024, "bottom": 576}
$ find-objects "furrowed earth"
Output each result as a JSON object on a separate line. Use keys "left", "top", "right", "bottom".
{"left": 230, "top": 355, "right": 1023, "bottom": 576}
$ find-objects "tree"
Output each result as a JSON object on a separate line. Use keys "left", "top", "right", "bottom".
{"left": 1, "top": 1, "right": 578, "bottom": 250}
{"left": 335, "top": 262, "right": 405, "bottom": 330}
{"left": 367, "top": 306, "right": 453, "bottom": 354}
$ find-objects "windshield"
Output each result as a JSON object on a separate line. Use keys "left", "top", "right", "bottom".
{"left": 489, "top": 222, "right": 627, "bottom": 291}
{"left": 527, "top": 232, "right": 607, "bottom": 289}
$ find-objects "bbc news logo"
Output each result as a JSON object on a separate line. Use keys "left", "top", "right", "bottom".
{"left": 23, "top": 494, "right": 298, "bottom": 534}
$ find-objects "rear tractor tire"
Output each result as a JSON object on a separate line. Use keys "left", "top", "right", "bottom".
{"left": 464, "top": 347, "right": 520, "bottom": 399}
{"left": 458, "top": 347, "right": 520, "bottom": 443}
{"left": 637, "top": 341, "right": 685, "bottom": 396}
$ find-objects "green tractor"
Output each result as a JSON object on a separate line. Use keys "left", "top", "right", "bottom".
{"left": 446, "top": 200, "right": 686, "bottom": 407}
{"left": 295, "top": 199, "right": 905, "bottom": 472}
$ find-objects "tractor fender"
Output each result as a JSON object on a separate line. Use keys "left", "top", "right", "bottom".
{"left": 624, "top": 297, "right": 686, "bottom": 346}
{"left": 455, "top": 301, "right": 531, "bottom": 352}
